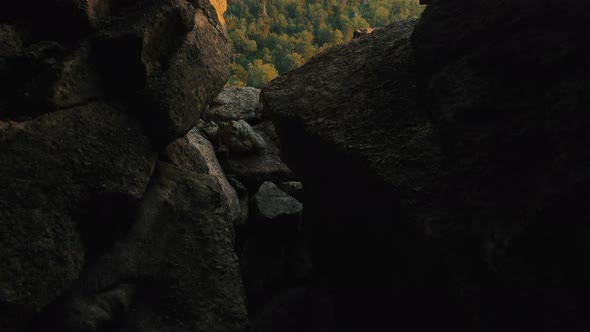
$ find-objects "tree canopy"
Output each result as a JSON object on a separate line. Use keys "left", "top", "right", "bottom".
{"left": 225, "top": 0, "right": 424, "bottom": 87}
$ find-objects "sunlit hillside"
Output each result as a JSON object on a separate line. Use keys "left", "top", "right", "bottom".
{"left": 225, "top": 0, "right": 424, "bottom": 87}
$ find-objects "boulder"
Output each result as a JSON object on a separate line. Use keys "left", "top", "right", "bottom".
{"left": 262, "top": 19, "right": 458, "bottom": 331}
{"left": 239, "top": 182, "right": 305, "bottom": 310}
{"left": 55, "top": 0, "right": 113, "bottom": 29}
{"left": 59, "top": 163, "right": 249, "bottom": 332}
{"left": 277, "top": 181, "right": 304, "bottom": 203}
{"left": 253, "top": 182, "right": 302, "bottom": 229}
{"left": 0, "top": 24, "right": 24, "bottom": 57}
{"left": 218, "top": 119, "right": 267, "bottom": 153}
{"left": 264, "top": 0, "right": 590, "bottom": 329}
{"left": 162, "top": 128, "right": 241, "bottom": 225}
{"left": 37, "top": 41, "right": 102, "bottom": 110}
{"left": 198, "top": 118, "right": 220, "bottom": 141}
{"left": 0, "top": 102, "right": 156, "bottom": 330}
{"left": 94, "top": 0, "right": 231, "bottom": 145}
{"left": 228, "top": 177, "right": 250, "bottom": 228}
{"left": 204, "top": 86, "right": 263, "bottom": 124}
{"left": 219, "top": 121, "right": 295, "bottom": 188}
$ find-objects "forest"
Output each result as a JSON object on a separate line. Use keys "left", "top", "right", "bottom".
{"left": 225, "top": 0, "right": 424, "bottom": 87}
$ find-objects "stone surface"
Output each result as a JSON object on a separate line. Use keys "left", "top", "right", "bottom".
{"left": 264, "top": 1, "right": 590, "bottom": 330}
{"left": 0, "top": 0, "right": 242, "bottom": 331}
{"left": 218, "top": 119, "right": 267, "bottom": 153}
{"left": 0, "top": 102, "right": 156, "bottom": 330}
{"left": 219, "top": 121, "right": 295, "bottom": 188}
{"left": 95, "top": 0, "right": 231, "bottom": 145}
{"left": 58, "top": 163, "right": 248, "bottom": 332}
{"left": 263, "top": 22, "right": 428, "bottom": 330}
{"left": 40, "top": 42, "right": 102, "bottom": 109}
{"left": 254, "top": 182, "right": 302, "bottom": 225}
{"left": 162, "top": 128, "right": 241, "bottom": 225}
{"left": 204, "top": 86, "right": 263, "bottom": 124}
{"left": 0, "top": 25, "right": 24, "bottom": 57}
{"left": 277, "top": 181, "right": 304, "bottom": 203}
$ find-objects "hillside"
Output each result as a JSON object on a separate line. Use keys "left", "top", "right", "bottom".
{"left": 225, "top": 0, "right": 424, "bottom": 87}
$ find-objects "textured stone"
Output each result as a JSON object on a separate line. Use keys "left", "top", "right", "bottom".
{"left": 204, "top": 86, "right": 263, "bottom": 124}
{"left": 95, "top": 0, "right": 231, "bottom": 145}
{"left": 162, "top": 128, "right": 241, "bottom": 224}
{"left": 59, "top": 163, "right": 248, "bottom": 332}
{"left": 0, "top": 102, "right": 156, "bottom": 329}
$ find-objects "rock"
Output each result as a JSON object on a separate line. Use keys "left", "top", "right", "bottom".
{"left": 0, "top": 25, "right": 24, "bottom": 57}
{"left": 409, "top": 1, "right": 590, "bottom": 328}
{"left": 55, "top": 0, "right": 113, "bottom": 29}
{"left": 218, "top": 119, "right": 267, "bottom": 153}
{"left": 204, "top": 86, "right": 263, "bottom": 124}
{"left": 277, "top": 181, "right": 304, "bottom": 203}
{"left": 254, "top": 181, "right": 303, "bottom": 220}
{"left": 265, "top": 1, "right": 590, "bottom": 330}
{"left": 1, "top": 40, "right": 68, "bottom": 119}
{"left": 263, "top": 19, "right": 453, "bottom": 331}
{"left": 95, "top": 0, "right": 231, "bottom": 145}
{"left": 39, "top": 42, "right": 102, "bottom": 109}
{"left": 63, "top": 284, "right": 138, "bottom": 332}
{"left": 0, "top": 102, "right": 156, "bottom": 330}
{"left": 198, "top": 118, "right": 220, "bottom": 141}
{"left": 219, "top": 121, "right": 295, "bottom": 188}
{"left": 254, "top": 182, "right": 302, "bottom": 227}
{"left": 162, "top": 128, "right": 241, "bottom": 225}
{"left": 0, "top": 0, "right": 240, "bottom": 331}
{"left": 228, "top": 177, "right": 250, "bottom": 227}
{"left": 239, "top": 182, "right": 304, "bottom": 309}
{"left": 59, "top": 163, "right": 249, "bottom": 332}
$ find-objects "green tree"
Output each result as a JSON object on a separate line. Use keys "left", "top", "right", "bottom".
{"left": 247, "top": 60, "right": 279, "bottom": 88}
{"left": 225, "top": 0, "right": 424, "bottom": 86}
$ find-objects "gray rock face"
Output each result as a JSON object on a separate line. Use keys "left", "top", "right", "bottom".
{"left": 0, "top": 0, "right": 246, "bottom": 331}
{"left": 62, "top": 163, "right": 248, "bottom": 332}
{"left": 219, "top": 121, "right": 295, "bottom": 188}
{"left": 254, "top": 181, "right": 302, "bottom": 223}
{"left": 41, "top": 42, "right": 102, "bottom": 109}
{"left": 277, "top": 181, "right": 304, "bottom": 203}
{"left": 0, "top": 102, "right": 156, "bottom": 329}
{"left": 0, "top": 24, "right": 23, "bottom": 57}
{"left": 218, "top": 119, "right": 267, "bottom": 153}
{"left": 264, "top": 0, "right": 590, "bottom": 329}
{"left": 94, "top": 0, "right": 231, "bottom": 145}
{"left": 263, "top": 23, "right": 425, "bottom": 330}
{"left": 205, "top": 86, "right": 264, "bottom": 123}
{"left": 162, "top": 128, "right": 241, "bottom": 225}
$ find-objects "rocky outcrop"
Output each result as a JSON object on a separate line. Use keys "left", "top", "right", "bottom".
{"left": 55, "top": 162, "right": 248, "bottom": 332}
{"left": 263, "top": 20, "right": 428, "bottom": 331}
{"left": 204, "top": 86, "right": 263, "bottom": 123}
{"left": 197, "top": 87, "right": 311, "bottom": 326}
{"left": 0, "top": 103, "right": 156, "bottom": 331}
{"left": 253, "top": 181, "right": 302, "bottom": 231}
{"left": 263, "top": 1, "right": 590, "bottom": 330}
{"left": 239, "top": 182, "right": 308, "bottom": 316}
{"left": 0, "top": 1, "right": 245, "bottom": 331}
{"left": 94, "top": 0, "right": 230, "bottom": 145}
{"left": 162, "top": 128, "right": 242, "bottom": 225}
{"left": 200, "top": 87, "right": 295, "bottom": 189}
{"left": 218, "top": 120, "right": 267, "bottom": 153}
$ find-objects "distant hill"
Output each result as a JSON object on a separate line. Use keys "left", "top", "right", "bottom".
{"left": 225, "top": 0, "right": 424, "bottom": 87}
